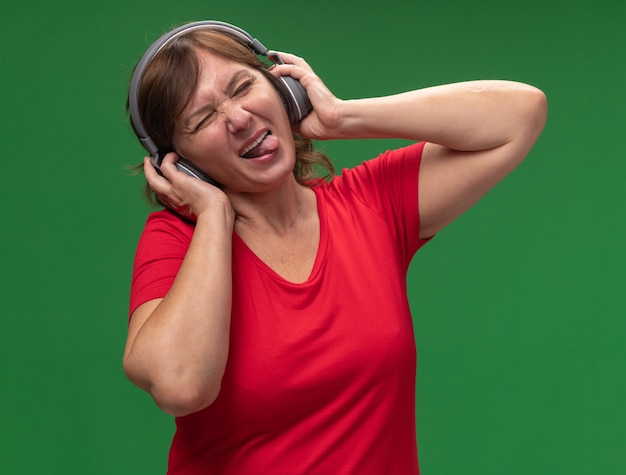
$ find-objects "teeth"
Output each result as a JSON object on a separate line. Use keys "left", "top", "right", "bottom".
{"left": 240, "top": 131, "right": 269, "bottom": 157}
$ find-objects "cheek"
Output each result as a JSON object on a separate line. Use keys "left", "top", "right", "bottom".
{"left": 174, "top": 128, "right": 220, "bottom": 161}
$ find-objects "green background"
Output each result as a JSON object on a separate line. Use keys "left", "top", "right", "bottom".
{"left": 1, "top": 0, "right": 624, "bottom": 473}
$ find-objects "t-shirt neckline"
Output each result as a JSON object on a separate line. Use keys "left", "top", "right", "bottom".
{"left": 232, "top": 185, "right": 329, "bottom": 286}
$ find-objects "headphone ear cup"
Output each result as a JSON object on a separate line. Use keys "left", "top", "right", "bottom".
{"left": 264, "top": 51, "right": 311, "bottom": 124}
{"left": 175, "top": 158, "right": 220, "bottom": 186}
{"left": 278, "top": 76, "right": 312, "bottom": 124}
{"left": 150, "top": 152, "right": 220, "bottom": 187}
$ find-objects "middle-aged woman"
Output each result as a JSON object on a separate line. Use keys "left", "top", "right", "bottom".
{"left": 123, "top": 23, "right": 547, "bottom": 474}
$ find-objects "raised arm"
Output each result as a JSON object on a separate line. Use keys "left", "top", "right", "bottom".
{"left": 123, "top": 155, "right": 235, "bottom": 417}
{"left": 346, "top": 81, "right": 548, "bottom": 237}
{"left": 273, "top": 55, "right": 548, "bottom": 238}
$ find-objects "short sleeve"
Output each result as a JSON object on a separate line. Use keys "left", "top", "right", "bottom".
{"left": 129, "top": 210, "right": 195, "bottom": 318}
{"left": 337, "top": 142, "right": 429, "bottom": 263}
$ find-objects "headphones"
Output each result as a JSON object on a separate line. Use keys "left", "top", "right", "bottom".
{"left": 128, "top": 20, "right": 312, "bottom": 184}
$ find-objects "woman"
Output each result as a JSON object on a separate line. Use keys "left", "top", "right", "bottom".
{"left": 123, "top": 22, "right": 547, "bottom": 474}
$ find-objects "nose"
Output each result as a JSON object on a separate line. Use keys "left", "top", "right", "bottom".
{"left": 221, "top": 100, "right": 251, "bottom": 132}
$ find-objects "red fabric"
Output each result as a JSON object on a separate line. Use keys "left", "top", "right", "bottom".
{"left": 129, "top": 142, "right": 429, "bottom": 474}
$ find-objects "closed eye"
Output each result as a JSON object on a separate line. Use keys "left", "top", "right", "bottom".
{"left": 192, "top": 78, "right": 255, "bottom": 132}
{"left": 185, "top": 71, "right": 258, "bottom": 134}
{"left": 232, "top": 77, "right": 255, "bottom": 97}
{"left": 193, "top": 110, "right": 217, "bottom": 132}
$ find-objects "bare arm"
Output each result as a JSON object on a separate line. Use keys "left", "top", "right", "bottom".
{"left": 123, "top": 155, "right": 235, "bottom": 417}
{"left": 273, "top": 56, "right": 548, "bottom": 238}
{"left": 343, "top": 81, "right": 548, "bottom": 237}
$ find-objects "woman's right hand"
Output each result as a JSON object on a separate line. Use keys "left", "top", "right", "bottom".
{"left": 144, "top": 153, "right": 234, "bottom": 224}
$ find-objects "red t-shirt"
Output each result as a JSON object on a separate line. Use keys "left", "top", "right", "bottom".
{"left": 130, "top": 142, "right": 430, "bottom": 474}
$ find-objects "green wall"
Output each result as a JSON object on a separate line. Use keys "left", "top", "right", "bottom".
{"left": 1, "top": 0, "right": 624, "bottom": 473}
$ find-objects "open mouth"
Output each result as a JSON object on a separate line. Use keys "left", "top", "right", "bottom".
{"left": 240, "top": 131, "right": 271, "bottom": 159}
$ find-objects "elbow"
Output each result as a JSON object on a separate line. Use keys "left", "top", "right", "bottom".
{"left": 152, "top": 382, "right": 222, "bottom": 417}
{"left": 123, "top": 356, "right": 222, "bottom": 417}
{"left": 523, "top": 85, "right": 548, "bottom": 140}
{"left": 504, "top": 84, "right": 548, "bottom": 154}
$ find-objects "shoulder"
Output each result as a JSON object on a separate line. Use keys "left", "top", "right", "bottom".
{"left": 321, "top": 142, "right": 425, "bottom": 204}
{"left": 316, "top": 142, "right": 425, "bottom": 222}
{"left": 315, "top": 142, "right": 429, "bottom": 259}
{"left": 337, "top": 142, "right": 425, "bottom": 187}
{"left": 143, "top": 209, "right": 195, "bottom": 236}
{"left": 144, "top": 208, "right": 194, "bottom": 229}
{"left": 136, "top": 209, "right": 196, "bottom": 254}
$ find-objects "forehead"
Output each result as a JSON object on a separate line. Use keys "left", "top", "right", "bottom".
{"left": 178, "top": 48, "right": 263, "bottom": 124}
{"left": 194, "top": 49, "right": 254, "bottom": 91}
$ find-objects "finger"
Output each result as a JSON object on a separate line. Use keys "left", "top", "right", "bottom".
{"left": 143, "top": 156, "right": 164, "bottom": 183}
{"left": 268, "top": 62, "right": 311, "bottom": 85}
{"left": 268, "top": 52, "right": 314, "bottom": 80}
{"left": 268, "top": 50, "right": 309, "bottom": 68}
{"left": 158, "top": 152, "right": 182, "bottom": 177}
{"left": 143, "top": 156, "right": 175, "bottom": 197}
{"left": 158, "top": 152, "right": 196, "bottom": 190}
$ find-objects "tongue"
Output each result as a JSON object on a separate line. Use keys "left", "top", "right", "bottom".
{"left": 244, "top": 134, "right": 279, "bottom": 159}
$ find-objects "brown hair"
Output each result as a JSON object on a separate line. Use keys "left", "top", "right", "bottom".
{"left": 128, "top": 29, "right": 334, "bottom": 206}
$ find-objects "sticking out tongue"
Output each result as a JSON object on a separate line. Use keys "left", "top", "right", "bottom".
{"left": 242, "top": 133, "right": 279, "bottom": 159}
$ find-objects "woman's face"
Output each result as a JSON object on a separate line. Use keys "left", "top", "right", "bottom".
{"left": 172, "top": 49, "right": 296, "bottom": 192}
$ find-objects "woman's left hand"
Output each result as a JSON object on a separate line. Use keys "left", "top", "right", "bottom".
{"left": 268, "top": 51, "right": 345, "bottom": 140}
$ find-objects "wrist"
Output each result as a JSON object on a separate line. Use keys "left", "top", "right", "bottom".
{"left": 195, "top": 200, "right": 235, "bottom": 230}
{"left": 328, "top": 99, "right": 375, "bottom": 140}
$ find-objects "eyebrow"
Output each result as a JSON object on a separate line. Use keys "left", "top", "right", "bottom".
{"left": 183, "top": 69, "right": 255, "bottom": 128}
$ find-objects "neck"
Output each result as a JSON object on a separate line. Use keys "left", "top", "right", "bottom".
{"left": 230, "top": 179, "right": 316, "bottom": 237}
